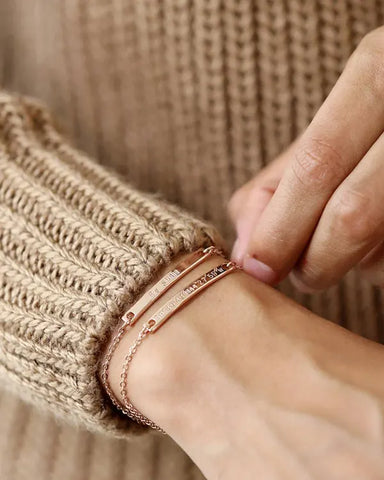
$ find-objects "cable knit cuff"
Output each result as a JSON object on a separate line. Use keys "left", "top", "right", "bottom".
{"left": 0, "top": 92, "right": 226, "bottom": 437}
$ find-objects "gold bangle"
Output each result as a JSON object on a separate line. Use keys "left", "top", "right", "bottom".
{"left": 119, "top": 260, "right": 241, "bottom": 434}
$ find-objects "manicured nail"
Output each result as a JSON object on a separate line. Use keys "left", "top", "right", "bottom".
{"left": 243, "top": 254, "right": 278, "bottom": 284}
{"left": 231, "top": 238, "right": 245, "bottom": 265}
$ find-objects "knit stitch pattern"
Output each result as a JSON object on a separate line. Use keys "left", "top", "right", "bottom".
{"left": 0, "top": 91, "right": 224, "bottom": 436}
{"left": 1, "top": 1, "right": 384, "bottom": 477}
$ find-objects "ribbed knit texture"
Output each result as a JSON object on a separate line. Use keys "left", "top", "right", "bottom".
{"left": 0, "top": 91, "right": 223, "bottom": 437}
{"left": 1, "top": 0, "right": 384, "bottom": 479}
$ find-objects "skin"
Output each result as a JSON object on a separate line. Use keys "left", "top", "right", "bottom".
{"left": 101, "top": 27, "right": 384, "bottom": 479}
{"left": 104, "top": 253, "right": 384, "bottom": 479}
{"left": 228, "top": 26, "right": 384, "bottom": 292}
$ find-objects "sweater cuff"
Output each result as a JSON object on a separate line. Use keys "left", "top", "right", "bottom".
{"left": 0, "top": 92, "right": 226, "bottom": 437}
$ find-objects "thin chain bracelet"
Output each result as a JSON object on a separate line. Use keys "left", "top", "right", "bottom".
{"left": 120, "top": 260, "right": 242, "bottom": 434}
{"left": 100, "top": 246, "right": 224, "bottom": 413}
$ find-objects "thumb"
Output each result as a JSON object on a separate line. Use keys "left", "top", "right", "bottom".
{"left": 229, "top": 142, "right": 297, "bottom": 269}
{"left": 230, "top": 185, "right": 274, "bottom": 264}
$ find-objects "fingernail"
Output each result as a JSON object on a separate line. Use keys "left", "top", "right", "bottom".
{"left": 231, "top": 238, "right": 245, "bottom": 265}
{"left": 243, "top": 254, "right": 278, "bottom": 284}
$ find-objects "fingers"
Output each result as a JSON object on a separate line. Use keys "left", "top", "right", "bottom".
{"left": 290, "top": 131, "right": 384, "bottom": 291}
{"left": 228, "top": 145, "right": 293, "bottom": 267}
{"left": 230, "top": 186, "right": 273, "bottom": 266}
{"left": 242, "top": 28, "right": 384, "bottom": 284}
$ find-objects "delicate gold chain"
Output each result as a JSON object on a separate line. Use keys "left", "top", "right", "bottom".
{"left": 100, "top": 246, "right": 224, "bottom": 417}
{"left": 119, "top": 260, "right": 241, "bottom": 433}
{"left": 100, "top": 321, "right": 129, "bottom": 412}
{"left": 119, "top": 322, "right": 165, "bottom": 432}
{"left": 101, "top": 320, "right": 164, "bottom": 431}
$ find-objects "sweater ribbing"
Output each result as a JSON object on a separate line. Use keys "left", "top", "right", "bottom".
{"left": 0, "top": 91, "right": 224, "bottom": 436}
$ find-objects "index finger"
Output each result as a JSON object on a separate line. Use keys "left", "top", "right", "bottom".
{"left": 243, "top": 29, "right": 384, "bottom": 284}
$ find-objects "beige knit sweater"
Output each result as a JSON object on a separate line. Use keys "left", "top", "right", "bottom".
{"left": 1, "top": 1, "right": 384, "bottom": 479}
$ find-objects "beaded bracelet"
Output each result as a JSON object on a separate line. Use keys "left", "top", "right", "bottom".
{"left": 100, "top": 246, "right": 224, "bottom": 420}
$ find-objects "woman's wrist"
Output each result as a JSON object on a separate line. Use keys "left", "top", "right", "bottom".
{"left": 101, "top": 249, "right": 384, "bottom": 477}
{"left": 103, "top": 251, "right": 234, "bottom": 432}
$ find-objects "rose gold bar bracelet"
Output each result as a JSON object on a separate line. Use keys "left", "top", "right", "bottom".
{"left": 120, "top": 260, "right": 241, "bottom": 434}
{"left": 100, "top": 246, "right": 224, "bottom": 416}
{"left": 122, "top": 246, "right": 224, "bottom": 326}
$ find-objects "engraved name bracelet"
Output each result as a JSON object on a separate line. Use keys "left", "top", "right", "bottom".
{"left": 100, "top": 246, "right": 242, "bottom": 433}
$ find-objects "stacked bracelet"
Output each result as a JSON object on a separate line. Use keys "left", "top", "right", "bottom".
{"left": 100, "top": 246, "right": 241, "bottom": 434}
{"left": 100, "top": 246, "right": 223, "bottom": 413}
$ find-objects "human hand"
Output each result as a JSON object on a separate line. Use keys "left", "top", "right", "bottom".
{"left": 104, "top": 252, "right": 384, "bottom": 479}
{"left": 228, "top": 27, "right": 384, "bottom": 292}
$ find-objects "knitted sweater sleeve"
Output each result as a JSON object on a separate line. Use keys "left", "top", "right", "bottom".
{"left": 0, "top": 92, "right": 225, "bottom": 437}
